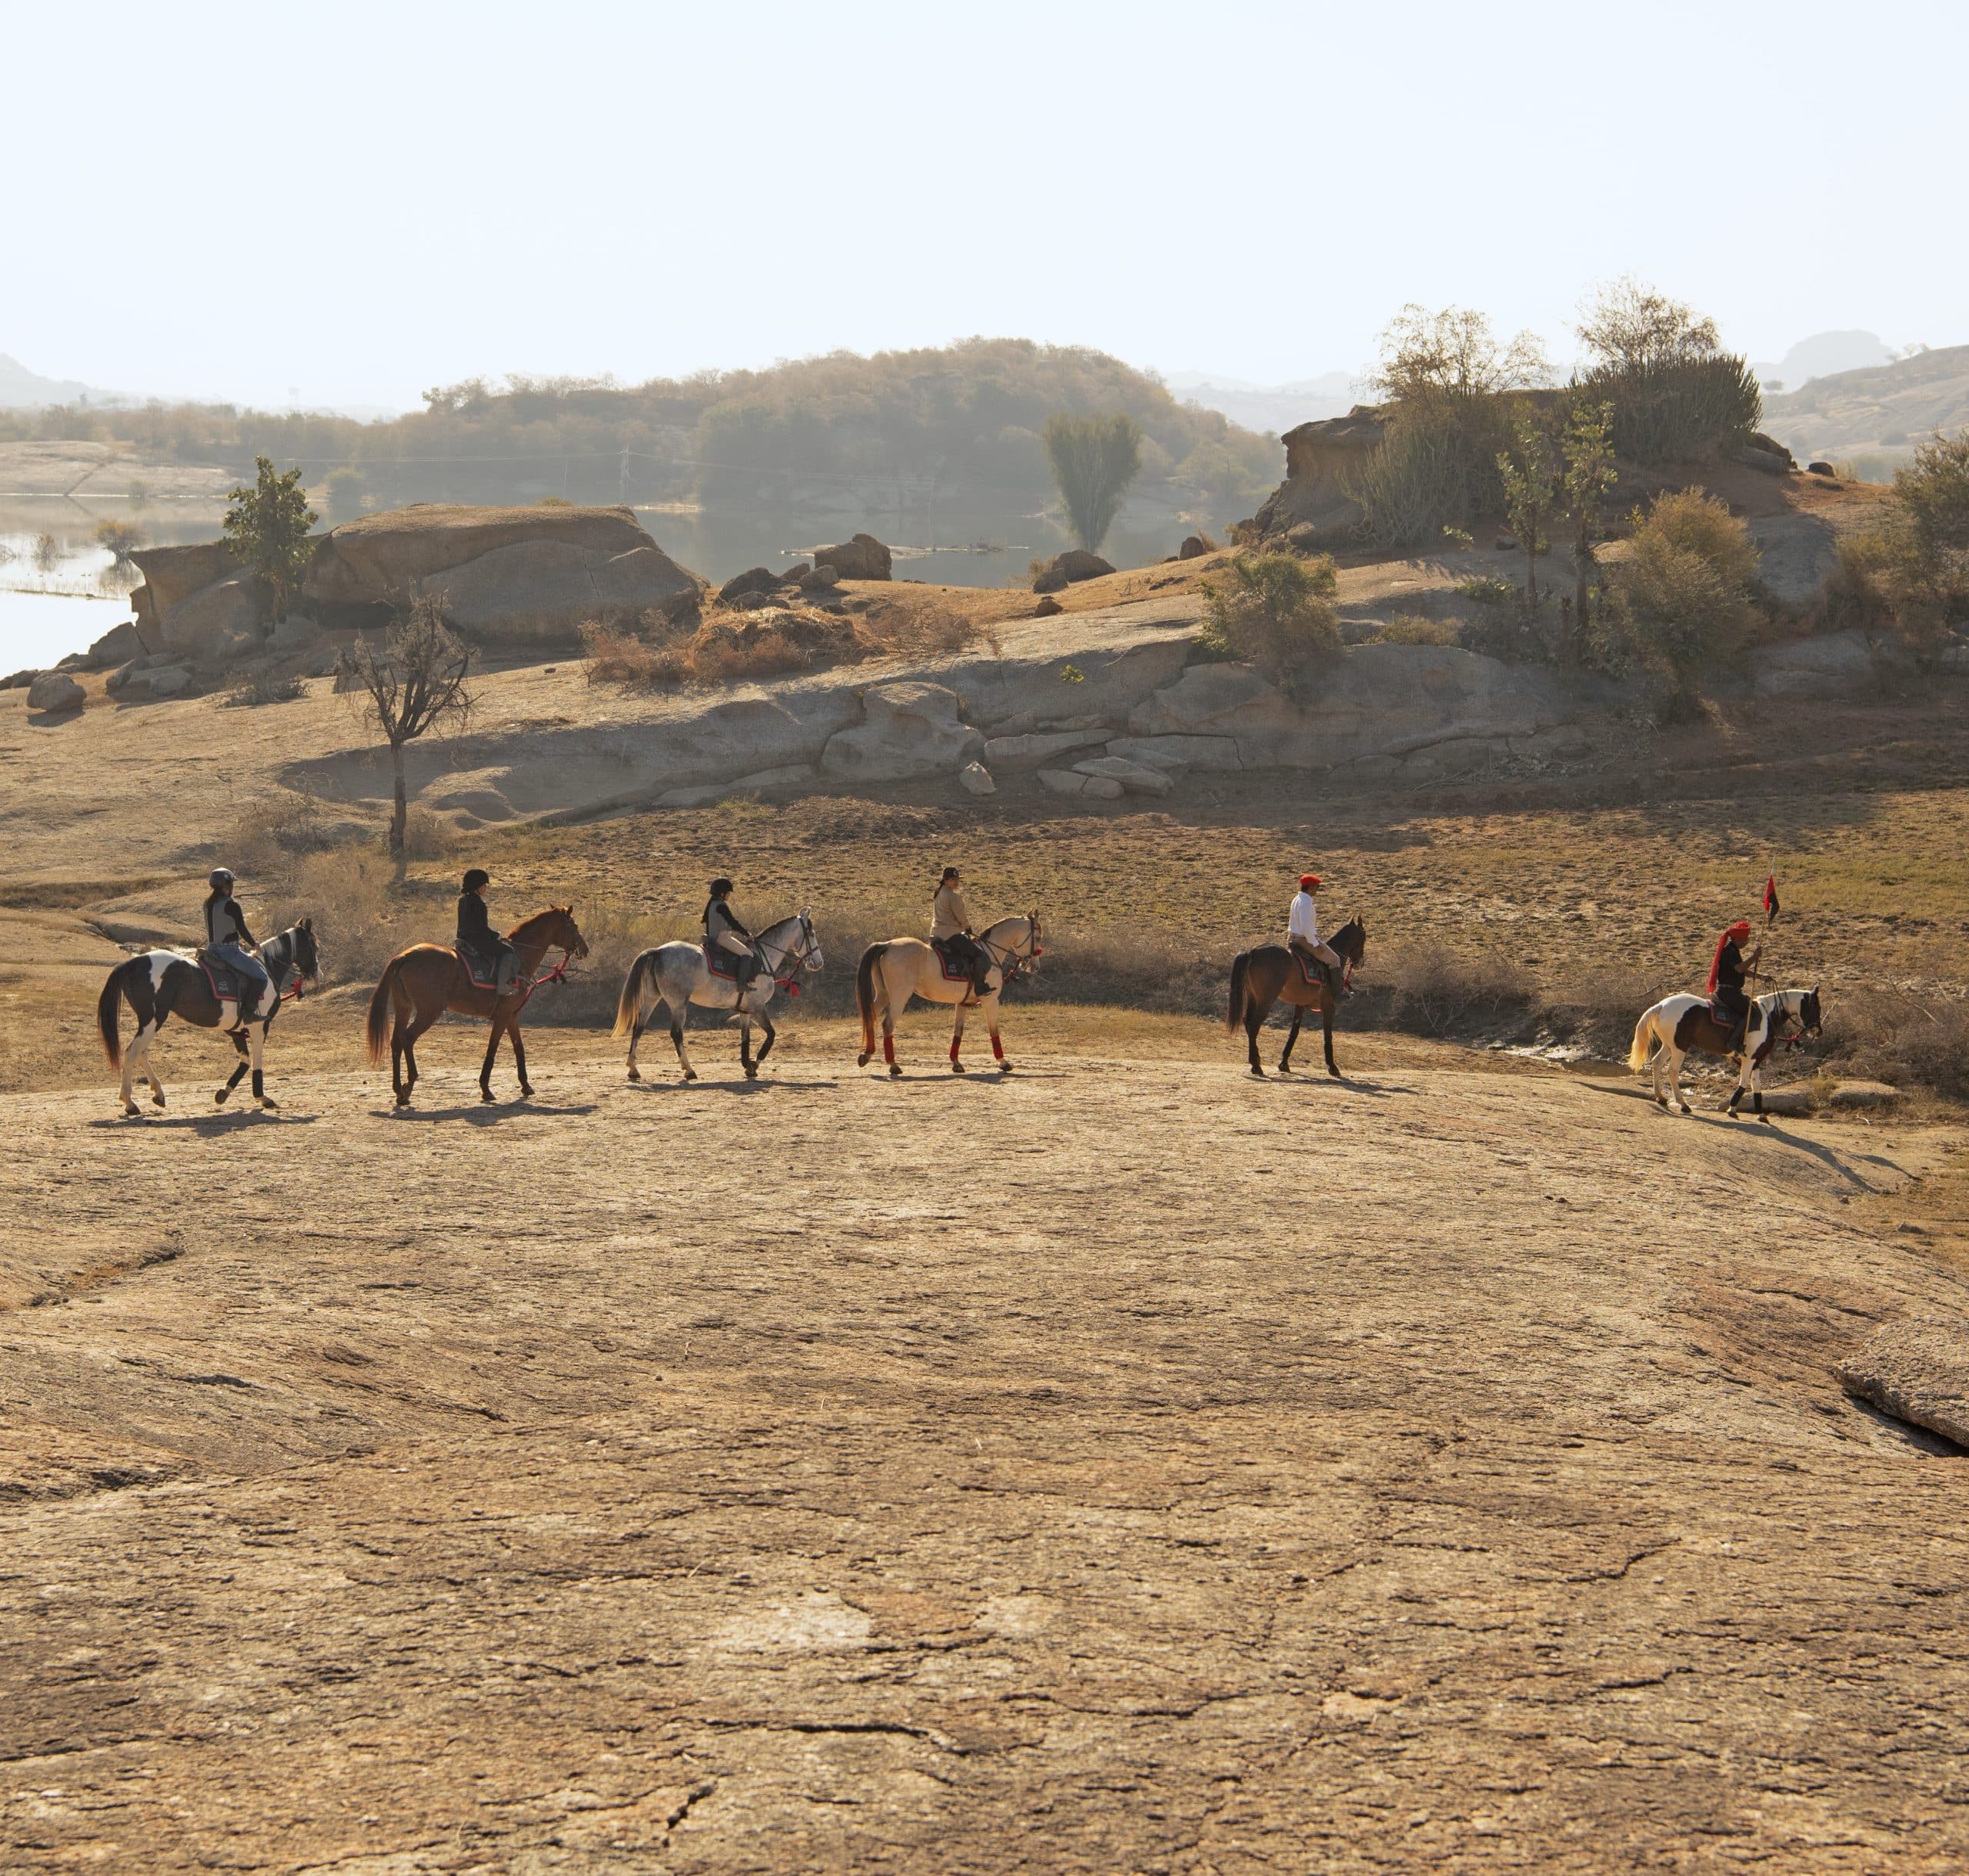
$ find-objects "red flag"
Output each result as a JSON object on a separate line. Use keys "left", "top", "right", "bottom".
{"left": 1764, "top": 874, "right": 1780, "bottom": 922}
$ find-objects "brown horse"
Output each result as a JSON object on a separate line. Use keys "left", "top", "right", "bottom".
{"left": 365, "top": 905, "right": 588, "bottom": 1107}
{"left": 1224, "top": 916, "right": 1368, "bottom": 1078}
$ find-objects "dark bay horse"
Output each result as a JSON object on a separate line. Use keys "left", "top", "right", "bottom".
{"left": 365, "top": 905, "right": 588, "bottom": 1107}
{"left": 97, "top": 919, "right": 321, "bottom": 1115}
{"left": 1225, "top": 915, "right": 1368, "bottom": 1078}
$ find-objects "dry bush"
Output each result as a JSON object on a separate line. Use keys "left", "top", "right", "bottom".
{"left": 1371, "top": 613, "right": 1461, "bottom": 646}
{"left": 854, "top": 591, "right": 991, "bottom": 659}
{"left": 584, "top": 606, "right": 875, "bottom": 690}
{"left": 399, "top": 805, "right": 457, "bottom": 861}
{"left": 1365, "top": 943, "right": 1536, "bottom": 1040}
{"left": 1821, "top": 988, "right": 1969, "bottom": 1101}
{"left": 263, "top": 843, "right": 408, "bottom": 988}
{"left": 1198, "top": 552, "right": 1341, "bottom": 692}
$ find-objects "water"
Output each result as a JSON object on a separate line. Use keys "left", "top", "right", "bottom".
{"left": 0, "top": 517, "right": 147, "bottom": 671}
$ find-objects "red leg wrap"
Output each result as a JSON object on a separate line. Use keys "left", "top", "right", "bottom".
{"left": 883, "top": 1035, "right": 896, "bottom": 1065}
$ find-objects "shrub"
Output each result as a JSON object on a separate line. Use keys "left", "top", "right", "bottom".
{"left": 1042, "top": 412, "right": 1144, "bottom": 551}
{"left": 222, "top": 670, "right": 306, "bottom": 707}
{"left": 222, "top": 457, "right": 316, "bottom": 623}
{"left": 1820, "top": 435, "right": 1969, "bottom": 655}
{"left": 324, "top": 466, "right": 367, "bottom": 522}
{"left": 1575, "top": 275, "right": 1758, "bottom": 462}
{"left": 1823, "top": 988, "right": 1969, "bottom": 1101}
{"left": 1371, "top": 613, "right": 1461, "bottom": 645}
{"left": 1606, "top": 488, "right": 1761, "bottom": 709}
{"left": 94, "top": 519, "right": 141, "bottom": 561}
{"left": 1198, "top": 552, "right": 1341, "bottom": 690}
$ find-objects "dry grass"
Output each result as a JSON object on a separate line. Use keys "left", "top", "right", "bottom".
{"left": 1371, "top": 612, "right": 1462, "bottom": 646}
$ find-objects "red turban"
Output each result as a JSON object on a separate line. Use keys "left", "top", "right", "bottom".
{"left": 1707, "top": 920, "right": 1753, "bottom": 994}
{"left": 1298, "top": 873, "right": 1321, "bottom": 891}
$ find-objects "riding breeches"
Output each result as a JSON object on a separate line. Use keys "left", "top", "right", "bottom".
{"left": 212, "top": 943, "right": 272, "bottom": 1020}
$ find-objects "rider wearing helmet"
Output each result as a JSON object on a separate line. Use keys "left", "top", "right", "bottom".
{"left": 202, "top": 868, "right": 273, "bottom": 1025}
{"left": 704, "top": 878, "right": 761, "bottom": 989}
{"left": 1707, "top": 918, "right": 1757, "bottom": 1051}
{"left": 931, "top": 865, "right": 992, "bottom": 1000}
{"left": 457, "top": 868, "right": 520, "bottom": 997}
{"left": 1288, "top": 872, "right": 1344, "bottom": 991}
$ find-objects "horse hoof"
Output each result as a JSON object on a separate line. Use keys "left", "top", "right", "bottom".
{"left": 1328, "top": 1068, "right": 1342, "bottom": 1080}
{"left": 888, "top": 1065, "right": 903, "bottom": 1079}
{"left": 744, "top": 1068, "right": 759, "bottom": 1081}
{"left": 214, "top": 1088, "right": 228, "bottom": 1105}
{"left": 627, "top": 1066, "right": 641, "bottom": 1083}
{"left": 951, "top": 1061, "right": 966, "bottom": 1075}
{"left": 998, "top": 1061, "right": 1013, "bottom": 1074}
{"left": 857, "top": 1051, "right": 872, "bottom": 1068}
{"left": 519, "top": 1085, "right": 535, "bottom": 1100}
{"left": 123, "top": 1102, "right": 142, "bottom": 1118}
{"left": 1249, "top": 1067, "right": 1266, "bottom": 1078}
{"left": 1758, "top": 1113, "right": 1772, "bottom": 1125}
{"left": 259, "top": 1096, "right": 280, "bottom": 1110}
{"left": 481, "top": 1090, "right": 496, "bottom": 1105}
{"left": 683, "top": 1069, "right": 698, "bottom": 1083}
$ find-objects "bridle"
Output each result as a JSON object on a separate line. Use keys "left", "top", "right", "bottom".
{"left": 981, "top": 915, "right": 1043, "bottom": 989}
{"left": 760, "top": 912, "right": 822, "bottom": 996}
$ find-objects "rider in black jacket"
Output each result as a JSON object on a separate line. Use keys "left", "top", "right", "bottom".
{"left": 704, "top": 877, "right": 761, "bottom": 988}
{"left": 457, "top": 868, "right": 519, "bottom": 995}
{"left": 202, "top": 867, "right": 272, "bottom": 1024}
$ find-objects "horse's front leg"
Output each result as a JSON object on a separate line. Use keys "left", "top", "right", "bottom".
{"left": 754, "top": 1008, "right": 777, "bottom": 1073}
{"left": 671, "top": 999, "right": 698, "bottom": 1082}
{"left": 510, "top": 1019, "right": 532, "bottom": 1100}
{"left": 950, "top": 1001, "right": 968, "bottom": 1074}
{"left": 1278, "top": 1004, "right": 1303, "bottom": 1073}
{"left": 248, "top": 1022, "right": 276, "bottom": 1109}
{"left": 215, "top": 1031, "right": 250, "bottom": 1105}
{"left": 1322, "top": 995, "right": 1339, "bottom": 1078}
{"left": 479, "top": 1015, "right": 505, "bottom": 1103}
{"left": 739, "top": 1013, "right": 757, "bottom": 1081}
{"left": 987, "top": 995, "right": 1008, "bottom": 1074}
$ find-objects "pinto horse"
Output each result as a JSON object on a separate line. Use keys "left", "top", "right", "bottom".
{"left": 856, "top": 912, "right": 1041, "bottom": 1077}
{"left": 1225, "top": 916, "right": 1368, "bottom": 1078}
{"left": 97, "top": 919, "right": 321, "bottom": 1116}
{"left": 611, "top": 910, "right": 823, "bottom": 1082}
{"left": 365, "top": 905, "right": 588, "bottom": 1107}
{"left": 1629, "top": 985, "right": 1824, "bottom": 1120}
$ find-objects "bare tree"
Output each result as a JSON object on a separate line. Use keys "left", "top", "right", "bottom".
{"left": 1576, "top": 277, "right": 1721, "bottom": 372}
{"left": 338, "top": 594, "right": 475, "bottom": 857}
{"left": 1374, "top": 305, "right": 1550, "bottom": 405}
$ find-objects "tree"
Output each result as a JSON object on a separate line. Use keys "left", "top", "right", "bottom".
{"left": 1198, "top": 551, "right": 1341, "bottom": 695}
{"left": 338, "top": 595, "right": 476, "bottom": 858}
{"left": 1494, "top": 408, "right": 1556, "bottom": 616}
{"left": 1575, "top": 277, "right": 1720, "bottom": 372}
{"left": 222, "top": 456, "right": 317, "bottom": 624}
{"left": 1558, "top": 400, "right": 1618, "bottom": 656}
{"left": 1042, "top": 412, "right": 1143, "bottom": 551}
{"left": 95, "top": 519, "right": 142, "bottom": 561}
{"left": 1374, "top": 305, "right": 1550, "bottom": 404}
{"left": 1833, "top": 433, "right": 1969, "bottom": 655}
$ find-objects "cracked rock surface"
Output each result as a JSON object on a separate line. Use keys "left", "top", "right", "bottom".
{"left": 2, "top": 1055, "right": 1966, "bottom": 1871}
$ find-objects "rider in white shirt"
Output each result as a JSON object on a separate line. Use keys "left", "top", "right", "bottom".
{"left": 1288, "top": 872, "right": 1343, "bottom": 983}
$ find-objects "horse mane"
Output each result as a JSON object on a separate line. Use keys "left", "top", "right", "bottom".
{"left": 980, "top": 912, "right": 1033, "bottom": 940}
{"left": 507, "top": 905, "right": 574, "bottom": 941}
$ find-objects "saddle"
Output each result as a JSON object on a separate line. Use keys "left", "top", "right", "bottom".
{"left": 195, "top": 949, "right": 244, "bottom": 1004}
{"left": 931, "top": 937, "right": 975, "bottom": 984}
{"left": 1288, "top": 945, "right": 1328, "bottom": 988}
{"left": 455, "top": 944, "right": 507, "bottom": 991}
{"left": 1708, "top": 999, "right": 1750, "bottom": 1051}
{"left": 705, "top": 942, "right": 757, "bottom": 984}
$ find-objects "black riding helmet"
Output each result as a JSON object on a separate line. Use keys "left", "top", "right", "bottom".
{"left": 709, "top": 877, "right": 734, "bottom": 898}
{"left": 462, "top": 868, "right": 490, "bottom": 894}
{"left": 208, "top": 867, "right": 235, "bottom": 891}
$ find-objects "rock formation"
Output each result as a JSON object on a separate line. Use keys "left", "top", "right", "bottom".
{"left": 1245, "top": 408, "right": 1387, "bottom": 544}
{"left": 812, "top": 534, "right": 892, "bottom": 581}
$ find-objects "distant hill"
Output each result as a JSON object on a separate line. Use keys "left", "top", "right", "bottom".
{"left": 0, "top": 353, "right": 118, "bottom": 410}
{"left": 1762, "top": 344, "right": 1969, "bottom": 463}
{"left": 1751, "top": 330, "right": 1897, "bottom": 395}
{"left": 1164, "top": 368, "right": 1358, "bottom": 437}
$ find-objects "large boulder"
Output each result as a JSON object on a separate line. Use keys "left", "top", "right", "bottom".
{"left": 982, "top": 728, "right": 1111, "bottom": 767}
{"left": 1074, "top": 754, "right": 1174, "bottom": 795}
{"left": 155, "top": 569, "right": 264, "bottom": 660}
{"left": 127, "top": 540, "right": 242, "bottom": 638}
{"left": 26, "top": 671, "right": 85, "bottom": 712}
{"left": 1837, "top": 1319, "right": 1969, "bottom": 1448}
{"left": 719, "top": 566, "right": 784, "bottom": 604}
{"left": 821, "top": 681, "right": 983, "bottom": 781}
{"left": 1033, "top": 549, "right": 1114, "bottom": 593}
{"left": 422, "top": 539, "right": 699, "bottom": 645}
{"left": 1754, "top": 629, "right": 1873, "bottom": 699}
{"left": 812, "top": 533, "right": 892, "bottom": 581}
{"left": 85, "top": 620, "right": 146, "bottom": 668}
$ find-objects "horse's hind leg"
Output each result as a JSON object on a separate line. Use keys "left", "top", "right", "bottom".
{"left": 626, "top": 994, "right": 648, "bottom": 1082}
{"left": 1278, "top": 1005, "right": 1303, "bottom": 1073}
{"left": 883, "top": 995, "right": 900, "bottom": 1078}
{"left": 754, "top": 1010, "right": 776, "bottom": 1074}
{"left": 670, "top": 1000, "right": 698, "bottom": 1082}
{"left": 1245, "top": 1001, "right": 1267, "bottom": 1078}
{"left": 510, "top": 1021, "right": 532, "bottom": 1100}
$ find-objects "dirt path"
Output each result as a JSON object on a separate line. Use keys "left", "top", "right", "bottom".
{"left": 2, "top": 1048, "right": 1967, "bottom": 1871}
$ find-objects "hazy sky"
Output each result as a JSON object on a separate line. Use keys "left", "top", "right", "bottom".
{"left": 7, "top": 0, "right": 1964, "bottom": 412}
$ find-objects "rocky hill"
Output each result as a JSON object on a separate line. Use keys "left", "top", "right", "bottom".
{"left": 1763, "top": 343, "right": 1969, "bottom": 462}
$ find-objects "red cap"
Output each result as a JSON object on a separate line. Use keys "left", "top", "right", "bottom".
{"left": 1729, "top": 918, "right": 1752, "bottom": 941}
{"left": 1299, "top": 873, "right": 1321, "bottom": 890}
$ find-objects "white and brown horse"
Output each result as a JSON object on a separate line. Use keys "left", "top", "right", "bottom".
{"left": 97, "top": 919, "right": 321, "bottom": 1116}
{"left": 1629, "top": 985, "right": 1824, "bottom": 1119}
{"left": 855, "top": 913, "right": 1041, "bottom": 1076}
{"left": 613, "top": 911, "right": 823, "bottom": 1082}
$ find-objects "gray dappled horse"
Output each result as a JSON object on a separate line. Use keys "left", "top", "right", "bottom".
{"left": 613, "top": 911, "right": 823, "bottom": 1081}
{"left": 97, "top": 920, "right": 321, "bottom": 1116}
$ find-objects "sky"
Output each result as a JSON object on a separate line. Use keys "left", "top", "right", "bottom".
{"left": 5, "top": 0, "right": 1965, "bottom": 412}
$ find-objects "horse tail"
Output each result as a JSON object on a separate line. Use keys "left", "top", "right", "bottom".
{"left": 857, "top": 942, "right": 887, "bottom": 1051}
{"left": 1226, "top": 950, "right": 1250, "bottom": 1035}
{"left": 365, "top": 957, "right": 403, "bottom": 1067}
{"left": 1628, "top": 1006, "right": 1658, "bottom": 1073}
{"left": 97, "top": 963, "right": 128, "bottom": 1068}
{"left": 612, "top": 950, "right": 656, "bottom": 1041}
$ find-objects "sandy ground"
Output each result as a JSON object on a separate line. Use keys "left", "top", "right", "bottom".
{"left": 4, "top": 1029, "right": 1967, "bottom": 1871}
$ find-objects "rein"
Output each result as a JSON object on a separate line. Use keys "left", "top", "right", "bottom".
{"left": 980, "top": 919, "right": 1042, "bottom": 990}
{"left": 744, "top": 916, "right": 819, "bottom": 1000}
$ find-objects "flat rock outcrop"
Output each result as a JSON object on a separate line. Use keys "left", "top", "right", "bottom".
{"left": 821, "top": 681, "right": 984, "bottom": 782}
{"left": 1837, "top": 1318, "right": 1969, "bottom": 1448}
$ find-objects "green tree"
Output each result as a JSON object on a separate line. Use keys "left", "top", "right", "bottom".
{"left": 222, "top": 456, "right": 317, "bottom": 623}
{"left": 1558, "top": 400, "right": 1618, "bottom": 655}
{"left": 1494, "top": 408, "right": 1556, "bottom": 615}
{"left": 1198, "top": 551, "right": 1341, "bottom": 694}
{"left": 1832, "top": 432, "right": 1969, "bottom": 655}
{"left": 1042, "top": 412, "right": 1143, "bottom": 551}
{"left": 1611, "top": 488, "right": 1760, "bottom": 715}
{"left": 337, "top": 595, "right": 476, "bottom": 858}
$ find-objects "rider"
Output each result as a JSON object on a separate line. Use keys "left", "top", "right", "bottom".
{"left": 456, "top": 868, "right": 520, "bottom": 997}
{"left": 202, "top": 867, "right": 273, "bottom": 1026}
{"left": 931, "top": 865, "right": 993, "bottom": 1000}
{"left": 1288, "top": 872, "right": 1344, "bottom": 993}
{"left": 1707, "top": 917, "right": 1757, "bottom": 1051}
{"left": 705, "top": 877, "right": 761, "bottom": 991}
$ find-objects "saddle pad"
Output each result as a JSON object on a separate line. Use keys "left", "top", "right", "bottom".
{"left": 197, "top": 955, "right": 242, "bottom": 1002}
{"left": 931, "top": 939, "right": 972, "bottom": 982}
{"left": 705, "top": 943, "right": 739, "bottom": 980}
{"left": 1293, "top": 949, "right": 1324, "bottom": 985}
{"left": 455, "top": 947, "right": 501, "bottom": 990}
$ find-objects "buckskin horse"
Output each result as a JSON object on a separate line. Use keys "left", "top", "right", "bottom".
{"left": 1225, "top": 915, "right": 1368, "bottom": 1078}
{"left": 855, "top": 912, "right": 1042, "bottom": 1076}
{"left": 1629, "top": 985, "right": 1824, "bottom": 1120}
{"left": 365, "top": 905, "right": 588, "bottom": 1107}
{"left": 97, "top": 918, "right": 322, "bottom": 1117}
{"left": 612, "top": 910, "right": 823, "bottom": 1082}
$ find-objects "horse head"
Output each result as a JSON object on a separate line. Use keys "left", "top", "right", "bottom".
{"left": 1800, "top": 985, "right": 1823, "bottom": 1038}
{"left": 1331, "top": 914, "right": 1368, "bottom": 968}
{"left": 798, "top": 909, "right": 825, "bottom": 973}
{"left": 528, "top": 905, "right": 588, "bottom": 961}
{"left": 291, "top": 915, "right": 322, "bottom": 988}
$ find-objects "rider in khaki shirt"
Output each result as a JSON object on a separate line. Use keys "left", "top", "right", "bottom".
{"left": 931, "top": 865, "right": 992, "bottom": 998}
